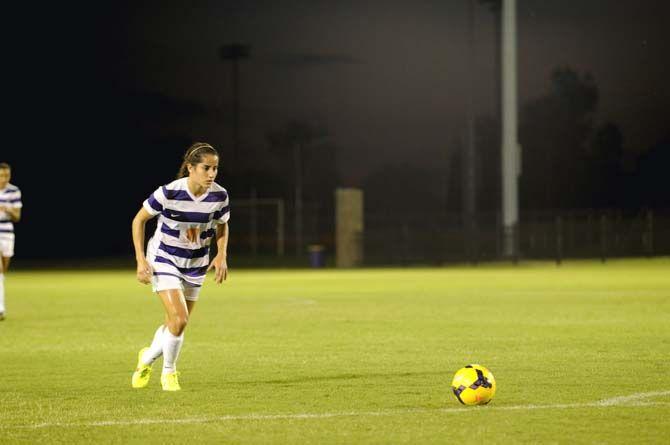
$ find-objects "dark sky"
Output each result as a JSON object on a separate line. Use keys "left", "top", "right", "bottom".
{"left": 113, "top": 0, "right": 669, "bottom": 169}
{"left": 3, "top": 0, "right": 669, "bottom": 260}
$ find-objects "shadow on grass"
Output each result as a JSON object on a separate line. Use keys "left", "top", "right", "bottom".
{"left": 225, "top": 370, "right": 445, "bottom": 386}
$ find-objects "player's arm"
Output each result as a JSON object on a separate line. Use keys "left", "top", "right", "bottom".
{"left": 132, "top": 207, "right": 155, "bottom": 284}
{"left": 0, "top": 206, "right": 20, "bottom": 222}
{"left": 207, "top": 222, "right": 229, "bottom": 283}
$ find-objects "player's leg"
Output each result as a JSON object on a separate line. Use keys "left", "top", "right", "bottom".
{"left": 184, "top": 285, "right": 201, "bottom": 314}
{"left": 0, "top": 261, "right": 5, "bottom": 320}
{"left": 132, "top": 318, "right": 168, "bottom": 389}
{"left": 131, "top": 282, "right": 199, "bottom": 389}
{"left": 186, "top": 300, "right": 196, "bottom": 314}
{"left": 158, "top": 288, "right": 188, "bottom": 391}
{"left": 0, "top": 242, "right": 12, "bottom": 319}
{"left": 132, "top": 273, "right": 180, "bottom": 388}
{"left": 140, "top": 322, "right": 167, "bottom": 365}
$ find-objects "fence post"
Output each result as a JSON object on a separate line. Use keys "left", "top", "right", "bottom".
{"left": 495, "top": 212, "right": 502, "bottom": 259}
{"left": 526, "top": 214, "right": 537, "bottom": 255}
{"left": 402, "top": 223, "right": 410, "bottom": 266}
{"left": 645, "top": 209, "right": 654, "bottom": 257}
{"left": 471, "top": 224, "right": 480, "bottom": 266}
{"left": 568, "top": 211, "right": 575, "bottom": 252}
{"left": 513, "top": 222, "right": 520, "bottom": 265}
{"left": 600, "top": 214, "right": 608, "bottom": 263}
{"left": 587, "top": 210, "right": 593, "bottom": 251}
{"left": 250, "top": 189, "right": 258, "bottom": 257}
{"left": 556, "top": 216, "right": 563, "bottom": 266}
{"left": 465, "top": 217, "right": 479, "bottom": 266}
{"left": 277, "top": 199, "right": 285, "bottom": 257}
{"left": 613, "top": 210, "right": 625, "bottom": 248}
{"left": 542, "top": 212, "right": 549, "bottom": 251}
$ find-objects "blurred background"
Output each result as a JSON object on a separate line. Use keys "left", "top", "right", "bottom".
{"left": 3, "top": 0, "right": 669, "bottom": 267}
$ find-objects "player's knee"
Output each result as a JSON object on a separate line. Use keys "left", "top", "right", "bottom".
{"left": 168, "top": 314, "right": 188, "bottom": 335}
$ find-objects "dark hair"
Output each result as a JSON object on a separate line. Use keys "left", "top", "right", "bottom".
{"left": 176, "top": 142, "right": 219, "bottom": 179}
{"left": 0, "top": 162, "right": 10, "bottom": 170}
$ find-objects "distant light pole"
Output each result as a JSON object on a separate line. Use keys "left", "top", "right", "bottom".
{"left": 501, "top": 0, "right": 520, "bottom": 258}
{"left": 463, "top": 0, "right": 478, "bottom": 263}
{"left": 219, "top": 43, "right": 251, "bottom": 164}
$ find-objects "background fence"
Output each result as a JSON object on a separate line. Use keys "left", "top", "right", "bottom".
{"left": 231, "top": 203, "right": 670, "bottom": 266}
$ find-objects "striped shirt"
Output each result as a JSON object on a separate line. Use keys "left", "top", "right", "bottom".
{"left": 143, "top": 178, "right": 230, "bottom": 287}
{"left": 0, "top": 183, "right": 22, "bottom": 239}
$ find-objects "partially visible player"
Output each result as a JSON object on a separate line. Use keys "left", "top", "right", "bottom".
{"left": 131, "top": 142, "right": 230, "bottom": 391}
{"left": 0, "top": 163, "right": 22, "bottom": 321}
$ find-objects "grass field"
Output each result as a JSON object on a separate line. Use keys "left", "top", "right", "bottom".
{"left": 1, "top": 259, "right": 669, "bottom": 444}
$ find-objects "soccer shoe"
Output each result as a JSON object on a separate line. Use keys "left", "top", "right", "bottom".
{"left": 131, "top": 347, "right": 153, "bottom": 389}
{"left": 0, "top": 312, "right": 5, "bottom": 321}
{"left": 161, "top": 371, "right": 181, "bottom": 391}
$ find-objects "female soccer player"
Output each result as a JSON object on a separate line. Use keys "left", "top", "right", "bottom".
{"left": 131, "top": 143, "right": 230, "bottom": 391}
{"left": 0, "top": 163, "right": 22, "bottom": 321}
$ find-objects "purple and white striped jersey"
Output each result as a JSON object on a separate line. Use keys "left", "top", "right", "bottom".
{"left": 143, "top": 178, "right": 230, "bottom": 288}
{"left": 0, "top": 183, "right": 22, "bottom": 240}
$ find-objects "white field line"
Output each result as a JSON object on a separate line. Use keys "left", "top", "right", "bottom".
{"left": 6, "top": 390, "right": 670, "bottom": 430}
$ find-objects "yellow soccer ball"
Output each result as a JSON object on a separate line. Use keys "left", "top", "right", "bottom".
{"left": 451, "top": 364, "right": 496, "bottom": 405}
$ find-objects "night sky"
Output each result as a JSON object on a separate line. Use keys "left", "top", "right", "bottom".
{"left": 3, "top": 0, "right": 669, "bottom": 261}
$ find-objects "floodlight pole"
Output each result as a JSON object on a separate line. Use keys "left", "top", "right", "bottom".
{"left": 464, "top": 0, "right": 477, "bottom": 263}
{"left": 501, "top": 0, "right": 520, "bottom": 258}
{"left": 219, "top": 44, "right": 251, "bottom": 165}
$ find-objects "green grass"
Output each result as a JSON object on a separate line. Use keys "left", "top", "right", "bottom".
{"left": 1, "top": 258, "right": 669, "bottom": 444}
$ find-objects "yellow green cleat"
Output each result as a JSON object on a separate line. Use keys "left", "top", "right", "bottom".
{"left": 131, "top": 347, "right": 152, "bottom": 389}
{"left": 161, "top": 371, "right": 181, "bottom": 391}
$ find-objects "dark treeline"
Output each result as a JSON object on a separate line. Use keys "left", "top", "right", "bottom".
{"left": 365, "top": 67, "right": 668, "bottom": 220}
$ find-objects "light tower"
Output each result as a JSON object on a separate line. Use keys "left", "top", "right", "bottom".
{"left": 501, "top": 0, "right": 520, "bottom": 258}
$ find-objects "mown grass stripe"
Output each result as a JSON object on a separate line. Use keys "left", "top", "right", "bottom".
{"left": 8, "top": 390, "right": 669, "bottom": 430}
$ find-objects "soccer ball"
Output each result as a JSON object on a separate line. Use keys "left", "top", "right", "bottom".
{"left": 451, "top": 364, "right": 496, "bottom": 405}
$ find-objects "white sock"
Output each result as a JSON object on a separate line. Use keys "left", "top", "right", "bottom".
{"left": 141, "top": 325, "right": 165, "bottom": 365}
{"left": 162, "top": 330, "right": 184, "bottom": 374}
{"left": 0, "top": 273, "right": 5, "bottom": 314}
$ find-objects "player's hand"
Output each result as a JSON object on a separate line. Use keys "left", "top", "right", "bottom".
{"left": 207, "top": 254, "right": 228, "bottom": 284}
{"left": 136, "top": 258, "right": 153, "bottom": 284}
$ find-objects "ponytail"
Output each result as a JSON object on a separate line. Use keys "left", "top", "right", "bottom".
{"left": 177, "top": 160, "right": 189, "bottom": 179}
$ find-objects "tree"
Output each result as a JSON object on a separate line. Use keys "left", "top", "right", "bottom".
{"left": 633, "top": 136, "right": 670, "bottom": 208}
{"left": 588, "top": 122, "right": 624, "bottom": 207}
{"left": 519, "top": 67, "right": 599, "bottom": 210}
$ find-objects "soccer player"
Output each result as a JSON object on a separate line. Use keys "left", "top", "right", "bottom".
{"left": 131, "top": 143, "right": 230, "bottom": 391}
{"left": 0, "top": 163, "right": 22, "bottom": 321}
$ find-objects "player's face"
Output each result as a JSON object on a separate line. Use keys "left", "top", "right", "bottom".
{"left": 188, "top": 154, "right": 219, "bottom": 188}
{"left": 0, "top": 168, "right": 10, "bottom": 189}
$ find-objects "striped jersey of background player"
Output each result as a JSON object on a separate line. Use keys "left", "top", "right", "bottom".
{"left": 130, "top": 143, "right": 230, "bottom": 391}
{"left": 0, "top": 162, "right": 22, "bottom": 321}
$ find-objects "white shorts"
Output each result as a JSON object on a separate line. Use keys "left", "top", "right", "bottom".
{"left": 0, "top": 237, "right": 14, "bottom": 258}
{"left": 151, "top": 273, "right": 202, "bottom": 301}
